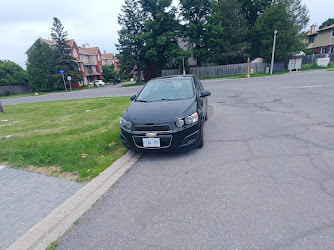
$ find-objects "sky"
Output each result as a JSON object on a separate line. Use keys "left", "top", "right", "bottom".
{"left": 0, "top": 0, "right": 332, "bottom": 69}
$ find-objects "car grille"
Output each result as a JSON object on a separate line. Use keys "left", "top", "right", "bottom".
{"left": 133, "top": 125, "right": 172, "bottom": 132}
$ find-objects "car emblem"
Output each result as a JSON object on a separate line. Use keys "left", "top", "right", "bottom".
{"left": 146, "top": 133, "right": 157, "bottom": 137}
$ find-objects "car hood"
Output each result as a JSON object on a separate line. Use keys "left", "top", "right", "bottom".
{"left": 125, "top": 98, "right": 196, "bottom": 124}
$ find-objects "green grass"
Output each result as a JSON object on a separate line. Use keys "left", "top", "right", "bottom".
{"left": 328, "top": 69, "right": 334, "bottom": 71}
{"left": 46, "top": 241, "right": 59, "bottom": 250}
{"left": 121, "top": 83, "right": 146, "bottom": 87}
{"left": 0, "top": 97, "right": 131, "bottom": 182}
{"left": 1, "top": 87, "right": 87, "bottom": 99}
{"left": 301, "top": 63, "right": 334, "bottom": 71}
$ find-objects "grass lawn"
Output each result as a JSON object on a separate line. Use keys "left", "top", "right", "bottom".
{"left": 121, "top": 83, "right": 146, "bottom": 87}
{"left": 0, "top": 97, "right": 131, "bottom": 182}
{"left": 301, "top": 63, "right": 334, "bottom": 71}
{"left": 200, "top": 70, "right": 288, "bottom": 80}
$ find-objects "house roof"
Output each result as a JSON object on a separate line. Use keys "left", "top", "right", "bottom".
{"left": 40, "top": 38, "right": 54, "bottom": 45}
{"left": 79, "top": 47, "right": 99, "bottom": 55}
{"left": 318, "top": 24, "right": 334, "bottom": 32}
{"left": 101, "top": 53, "right": 115, "bottom": 59}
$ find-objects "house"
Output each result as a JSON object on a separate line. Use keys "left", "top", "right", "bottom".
{"left": 307, "top": 24, "right": 334, "bottom": 54}
{"left": 79, "top": 44, "right": 103, "bottom": 84}
{"left": 26, "top": 37, "right": 86, "bottom": 88}
{"left": 101, "top": 51, "right": 120, "bottom": 71}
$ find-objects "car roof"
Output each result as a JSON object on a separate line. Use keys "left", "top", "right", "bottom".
{"left": 150, "top": 75, "right": 196, "bottom": 81}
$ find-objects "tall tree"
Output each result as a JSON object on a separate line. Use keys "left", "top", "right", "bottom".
{"left": 117, "top": 0, "right": 145, "bottom": 83}
{"left": 319, "top": 18, "right": 334, "bottom": 29}
{"left": 26, "top": 41, "right": 57, "bottom": 92}
{"left": 239, "top": 0, "right": 273, "bottom": 27}
{"left": 140, "top": 0, "right": 185, "bottom": 78}
{"left": 180, "top": 0, "right": 223, "bottom": 66}
{"left": 51, "top": 17, "right": 82, "bottom": 90}
{"left": 213, "top": 0, "right": 250, "bottom": 64}
{"left": 252, "top": 0, "right": 309, "bottom": 62}
{"left": 0, "top": 60, "right": 28, "bottom": 87}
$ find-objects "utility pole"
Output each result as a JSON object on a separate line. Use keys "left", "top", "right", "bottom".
{"left": 270, "top": 30, "right": 278, "bottom": 75}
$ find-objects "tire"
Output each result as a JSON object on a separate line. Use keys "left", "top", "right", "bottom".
{"left": 198, "top": 123, "right": 204, "bottom": 148}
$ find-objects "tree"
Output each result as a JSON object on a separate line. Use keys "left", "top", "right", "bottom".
{"left": 26, "top": 41, "right": 57, "bottom": 92}
{"left": 180, "top": 0, "right": 223, "bottom": 66}
{"left": 0, "top": 101, "right": 3, "bottom": 112}
{"left": 102, "top": 65, "right": 122, "bottom": 84}
{"left": 117, "top": 0, "right": 145, "bottom": 83}
{"left": 319, "top": 18, "right": 334, "bottom": 29}
{"left": 239, "top": 0, "right": 273, "bottom": 27}
{"left": 252, "top": 0, "right": 309, "bottom": 62}
{"left": 140, "top": 0, "right": 185, "bottom": 78}
{"left": 51, "top": 17, "right": 82, "bottom": 90}
{"left": 213, "top": 0, "right": 250, "bottom": 64}
{"left": 0, "top": 60, "right": 28, "bottom": 87}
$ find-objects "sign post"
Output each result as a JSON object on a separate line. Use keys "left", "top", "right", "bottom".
{"left": 59, "top": 69, "right": 67, "bottom": 91}
{"left": 67, "top": 76, "right": 72, "bottom": 91}
{"left": 0, "top": 100, "right": 4, "bottom": 113}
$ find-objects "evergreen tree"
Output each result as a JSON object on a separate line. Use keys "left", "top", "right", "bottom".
{"left": 319, "top": 18, "right": 334, "bottom": 29}
{"left": 26, "top": 41, "right": 57, "bottom": 92}
{"left": 117, "top": 0, "right": 145, "bottom": 83}
{"left": 0, "top": 60, "right": 28, "bottom": 87}
{"left": 51, "top": 17, "right": 82, "bottom": 90}
{"left": 140, "top": 0, "right": 185, "bottom": 78}
{"left": 213, "top": 0, "right": 250, "bottom": 64}
{"left": 252, "top": 0, "right": 309, "bottom": 62}
{"left": 180, "top": 0, "right": 223, "bottom": 66}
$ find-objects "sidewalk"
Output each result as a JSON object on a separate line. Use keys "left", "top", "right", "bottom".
{"left": 0, "top": 165, "right": 83, "bottom": 249}
{"left": 2, "top": 151, "right": 140, "bottom": 250}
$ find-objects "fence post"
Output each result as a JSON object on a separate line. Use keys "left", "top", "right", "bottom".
{"left": 0, "top": 100, "right": 4, "bottom": 112}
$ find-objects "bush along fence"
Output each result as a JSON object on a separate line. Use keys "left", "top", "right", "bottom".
{"left": 161, "top": 62, "right": 287, "bottom": 78}
{"left": 0, "top": 85, "right": 32, "bottom": 96}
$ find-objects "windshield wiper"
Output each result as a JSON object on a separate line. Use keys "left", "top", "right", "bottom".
{"left": 136, "top": 99, "right": 148, "bottom": 103}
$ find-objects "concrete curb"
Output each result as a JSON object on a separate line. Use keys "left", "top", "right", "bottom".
{"left": 8, "top": 150, "right": 141, "bottom": 250}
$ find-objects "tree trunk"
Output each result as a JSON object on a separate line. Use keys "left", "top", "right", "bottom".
{"left": 0, "top": 100, "right": 4, "bottom": 112}
{"left": 136, "top": 69, "right": 141, "bottom": 84}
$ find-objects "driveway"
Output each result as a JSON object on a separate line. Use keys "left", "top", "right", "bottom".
{"left": 57, "top": 70, "right": 334, "bottom": 249}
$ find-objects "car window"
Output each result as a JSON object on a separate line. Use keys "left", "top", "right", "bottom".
{"left": 136, "top": 78, "right": 195, "bottom": 102}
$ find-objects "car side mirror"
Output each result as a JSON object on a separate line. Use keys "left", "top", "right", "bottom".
{"left": 130, "top": 95, "right": 136, "bottom": 101}
{"left": 200, "top": 90, "right": 211, "bottom": 97}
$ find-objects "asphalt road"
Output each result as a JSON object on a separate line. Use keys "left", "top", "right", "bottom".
{"left": 52, "top": 70, "right": 334, "bottom": 249}
{"left": 1, "top": 83, "right": 142, "bottom": 106}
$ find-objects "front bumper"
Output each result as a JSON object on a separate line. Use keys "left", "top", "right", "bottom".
{"left": 120, "top": 123, "right": 201, "bottom": 151}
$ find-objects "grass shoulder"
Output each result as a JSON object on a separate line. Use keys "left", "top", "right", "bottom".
{"left": 121, "top": 83, "right": 146, "bottom": 88}
{"left": 301, "top": 63, "right": 334, "bottom": 71}
{"left": 0, "top": 97, "right": 131, "bottom": 182}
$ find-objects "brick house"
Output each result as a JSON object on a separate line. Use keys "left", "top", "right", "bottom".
{"left": 79, "top": 45, "right": 103, "bottom": 84}
{"left": 101, "top": 51, "right": 120, "bottom": 71}
{"left": 307, "top": 24, "right": 334, "bottom": 54}
{"left": 26, "top": 37, "right": 86, "bottom": 88}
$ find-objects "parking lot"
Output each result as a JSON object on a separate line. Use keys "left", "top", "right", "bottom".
{"left": 55, "top": 70, "right": 334, "bottom": 249}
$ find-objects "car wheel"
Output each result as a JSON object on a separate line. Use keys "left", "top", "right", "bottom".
{"left": 198, "top": 123, "right": 204, "bottom": 148}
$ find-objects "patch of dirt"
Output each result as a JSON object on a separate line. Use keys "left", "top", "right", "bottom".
{"left": 25, "top": 165, "right": 79, "bottom": 182}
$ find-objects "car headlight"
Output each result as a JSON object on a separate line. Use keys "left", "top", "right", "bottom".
{"left": 176, "top": 119, "right": 185, "bottom": 128}
{"left": 176, "top": 112, "right": 199, "bottom": 128}
{"left": 185, "top": 112, "right": 198, "bottom": 125}
{"left": 120, "top": 117, "right": 132, "bottom": 129}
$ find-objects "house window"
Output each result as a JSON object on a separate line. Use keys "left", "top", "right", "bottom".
{"left": 97, "top": 54, "right": 101, "bottom": 61}
{"left": 309, "top": 36, "right": 314, "bottom": 43}
{"left": 332, "top": 30, "right": 334, "bottom": 37}
{"left": 73, "top": 49, "right": 78, "bottom": 58}
{"left": 330, "top": 47, "right": 334, "bottom": 54}
{"left": 321, "top": 47, "right": 327, "bottom": 54}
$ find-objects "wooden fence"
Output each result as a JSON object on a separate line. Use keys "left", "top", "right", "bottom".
{"left": 161, "top": 69, "right": 181, "bottom": 76}
{"left": 302, "top": 54, "right": 334, "bottom": 65}
{"left": 0, "top": 85, "right": 31, "bottom": 96}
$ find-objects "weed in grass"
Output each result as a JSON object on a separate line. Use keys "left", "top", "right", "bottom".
{"left": 0, "top": 97, "right": 131, "bottom": 182}
{"left": 74, "top": 219, "right": 80, "bottom": 225}
{"left": 46, "top": 241, "right": 59, "bottom": 250}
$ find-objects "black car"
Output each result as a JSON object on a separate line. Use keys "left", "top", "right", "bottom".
{"left": 120, "top": 75, "right": 211, "bottom": 151}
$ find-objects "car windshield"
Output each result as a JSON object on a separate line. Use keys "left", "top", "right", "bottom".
{"left": 136, "top": 78, "right": 194, "bottom": 102}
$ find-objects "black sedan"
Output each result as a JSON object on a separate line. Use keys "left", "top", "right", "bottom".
{"left": 120, "top": 75, "right": 211, "bottom": 151}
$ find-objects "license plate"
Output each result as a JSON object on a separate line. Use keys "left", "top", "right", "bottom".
{"left": 143, "top": 138, "right": 160, "bottom": 148}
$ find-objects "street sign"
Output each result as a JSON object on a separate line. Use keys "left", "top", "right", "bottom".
{"left": 67, "top": 76, "right": 72, "bottom": 81}
{"left": 59, "top": 69, "right": 65, "bottom": 74}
